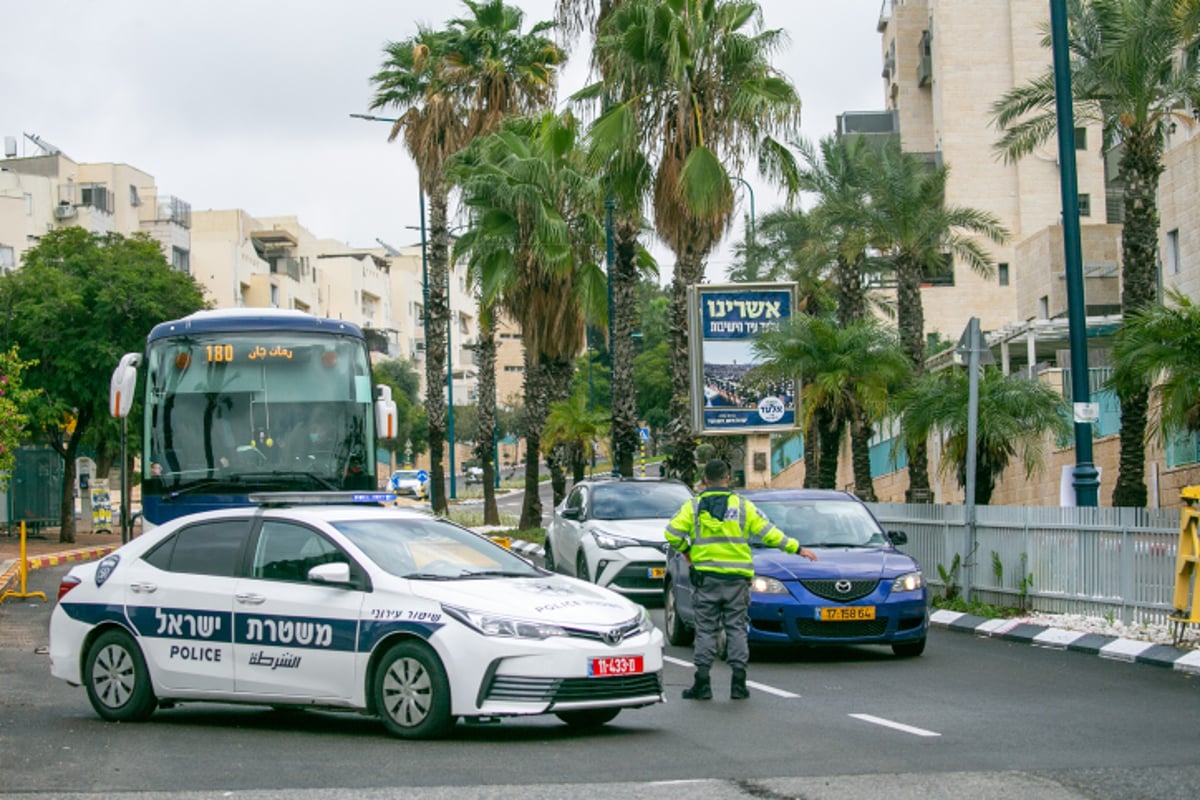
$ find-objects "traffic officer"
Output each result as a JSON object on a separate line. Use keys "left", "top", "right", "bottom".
{"left": 664, "top": 459, "right": 817, "bottom": 700}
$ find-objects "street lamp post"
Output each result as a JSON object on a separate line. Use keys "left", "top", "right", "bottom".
{"left": 352, "top": 112, "right": 457, "bottom": 500}
{"left": 734, "top": 176, "right": 756, "bottom": 274}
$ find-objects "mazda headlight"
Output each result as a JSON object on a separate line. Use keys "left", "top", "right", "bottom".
{"left": 443, "top": 605, "right": 568, "bottom": 639}
{"left": 751, "top": 575, "right": 788, "bottom": 594}
{"left": 593, "top": 529, "right": 640, "bottom": 550}
{"left": 891, "top": 571, "right": 924, "bottom": 593}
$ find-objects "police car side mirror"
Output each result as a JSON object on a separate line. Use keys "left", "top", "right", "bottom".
{"left": 309, "top": 562, "right": 352, "bottom": 586}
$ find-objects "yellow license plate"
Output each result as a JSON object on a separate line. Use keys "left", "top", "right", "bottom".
{"left": 820, "top": 606, "right": 875, "bottom": 621}
{"left": 648, "top": 567, "right": 665, "bottom": 579}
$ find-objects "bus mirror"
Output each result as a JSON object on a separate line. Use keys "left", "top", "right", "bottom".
{"left": 109, "top": 353, "right": 142, "bottom": 419}
{"left": 375, "top": 385, "right": 398, "bottom": 440}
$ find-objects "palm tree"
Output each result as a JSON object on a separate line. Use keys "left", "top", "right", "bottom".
{"left": 589, "top": 0, "right": 802, "bottom": 483}
{"left": 753, "top": 315, "right": 910, "bottom": 498}
{"left": 450, "top": 112, "right": 607, "bottom": 529}
{"left": 1109, "top": 289, "right": 1200, "bottom": 441}
{"left": 370, "top": 0, "right": 563, "bottom": 514}
{"left": 864, "top": 140, "right": 1009, "bottom": 502}
{"left": 992, "top": 0, "right": 1200, "bottom": 506}
{"left": 544, "top": 393, "right": 611, "bottom": 483}
{"left": 896, "top": 368, "right": 1071, "bottom": 506}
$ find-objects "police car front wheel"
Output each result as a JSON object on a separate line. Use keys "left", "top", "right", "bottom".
{"left": 374, "top": 641, "right": 455, "bottom": 739}
{"left": 84, "top": 629, "right": 157, "bottom": 722}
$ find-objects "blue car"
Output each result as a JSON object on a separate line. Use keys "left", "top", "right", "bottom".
{"left": 663, "top": 489, "right": 928, "bottom": 657}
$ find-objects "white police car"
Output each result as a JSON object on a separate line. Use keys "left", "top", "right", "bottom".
{"left": 49, "top": 493, "right": 664, "bottom": 739}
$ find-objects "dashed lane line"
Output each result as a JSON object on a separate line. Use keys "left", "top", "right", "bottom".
{"left": 849, "top": 713, "right": 941, "bottom": 737}
{"left": 662, "top": 655, "right": 801, "bottom": 699}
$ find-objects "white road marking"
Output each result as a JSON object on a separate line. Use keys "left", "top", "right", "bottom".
{"left": 849, "top": 713, "right": 941, "bottom": 737}
{"left": 662, "top": 655, "right": 800, "bottom": 698}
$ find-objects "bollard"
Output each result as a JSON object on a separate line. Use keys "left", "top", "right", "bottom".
{"left": 0, "top": 521, "right": 49, "bottom": 604}
{"left": 1169, "top": 486, "right": 1200, "bottom": 646}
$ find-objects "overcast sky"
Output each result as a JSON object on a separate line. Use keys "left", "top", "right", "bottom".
{"left": 2, "top": 0, "right": 885, "bottom": 278}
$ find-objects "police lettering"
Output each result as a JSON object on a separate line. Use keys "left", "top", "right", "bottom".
{"left": 169, "top": 644, "right": 222, "bottom": 662}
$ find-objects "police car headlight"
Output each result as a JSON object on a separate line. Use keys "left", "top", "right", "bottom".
{"left": 592, "top": 529, "right": 640, "bottom": 550}
{"left": 751, "top": 575, "right": 788, "bottom": 594}
{"left": 635, "top": 606, "right": 654, "bottom": 634}
{"left": 443, "top": 605, "right": 568, "bottom": 640}
{"left": 891, "top": 571, "right": 924, "bottom": 593}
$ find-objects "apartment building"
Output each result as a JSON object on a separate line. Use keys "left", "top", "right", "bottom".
{"left": 800, "top": 0, "right": 1200, "bottom": 506}
{"left": 0, "top": 135, "right": 191, "bottom": 276}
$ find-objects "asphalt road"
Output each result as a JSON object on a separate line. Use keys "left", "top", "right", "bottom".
{"left": 3, "top": 564, "right": 1200, "bottom": 800}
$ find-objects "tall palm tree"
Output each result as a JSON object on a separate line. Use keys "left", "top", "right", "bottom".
{"left": 865, "top": 140, "right": 1009, "bottom": 502}
{"left": 370, "top": 0, "right": 563, "bottom": 514}
{"left": 1109, "top": 289, "right": 1200, "bottom": 441}
{"left": 450, "top": 112, "right": 607, "bottom": 529}
{"left": 896, "top": 368, "right": 1071, "bottom": 506}
{"left": 589, "top": 0, "right": 802, "bottom": 483}
{"left": 753, "top": 315, "right": 910, "bottom": 498}
{"left": 992, "top": 0, "right": 1200, "bottom": 506}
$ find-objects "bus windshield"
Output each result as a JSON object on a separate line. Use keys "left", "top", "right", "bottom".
{"left": 141, "top": 326, "right": 377, "bottom": 520}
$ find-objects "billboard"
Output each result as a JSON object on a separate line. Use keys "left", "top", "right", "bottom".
{"left": 689, "top": 283, "right": 798, "bottom": 435}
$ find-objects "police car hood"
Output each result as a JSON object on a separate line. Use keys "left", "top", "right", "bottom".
{"left": 753, "top": 546, "right": 920, "bottom": 581}
{"left": 408, "top": 575, "right": 635, "bottom": 626}
{"left": 587, "top": 518, "right": 670, "bottom": 544}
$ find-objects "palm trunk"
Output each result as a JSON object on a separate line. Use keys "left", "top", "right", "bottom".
{"left": 424, "top": 182, "right": 451, "bottom": 514}
{"left": 837, "top": 253, "right": 875, "bottom": 499}
{"left": 473, "top": 309, "right": 500, "bottom": 525}
{"left": 803, "top": 413, "right": 820, "bottom": 488}
{"left": 817, "top": 414, "right": 843, "bottom": 490}
{"left": 666, "top": 247, "right": 705, "bottom": 484}
{"left": 849, "top": 407, "right": 876, "bottom": 501}
{"left": 896, "top": 255, "right": 931, "bottom": 500}
{"left": 1112, "top": 129, "right": 1163, "bottom": 508}
{"left": 611, "top": 215, "right": 641, "bottom": 477}
{"left": 519, "top": 348, "right": 547, "bottom": 531}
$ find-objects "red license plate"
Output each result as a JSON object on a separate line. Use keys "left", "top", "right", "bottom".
{"left": 589, "top": 655, "right": 644, "bottom": 677}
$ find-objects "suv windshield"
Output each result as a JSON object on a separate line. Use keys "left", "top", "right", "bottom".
{"left": 590, "top": 482, "right": 692, "bottom": 520}
{"left": 753, "top": 499, "right": 888, "bottom": 548}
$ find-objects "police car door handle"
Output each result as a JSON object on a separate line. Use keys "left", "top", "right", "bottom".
{"left": 236, "top": 593, "right": 266, "bottom": 605}
{"left": 129, "top": 582, "right": 157, "bottom": 594}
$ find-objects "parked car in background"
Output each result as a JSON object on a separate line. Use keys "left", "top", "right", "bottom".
{"left": 545, "top": 478, "right": 693, "bottom": 598}
{"left": 389, "top": 469, "right": 425, "bottom": 497}
{"left": 464, "top": 466, "right": 484, "bottom": 486}
{"left": 49, "top": 493, "right": 664, "bottom": 739}
{"left": 663, "top": 488, "right": 928, "bottom": 657}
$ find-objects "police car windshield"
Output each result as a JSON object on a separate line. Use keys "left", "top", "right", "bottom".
{"left": 591, "top": 482, "right": 693, "bottom": 520}
{"left": 753, "top": 500, "right": 888, "bottom": 548}
{"left": 332, "top": 517, "right": 540, "bottom": 579}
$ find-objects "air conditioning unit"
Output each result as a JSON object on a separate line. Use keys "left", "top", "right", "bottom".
{"left": 53, "top": 204, "right": 77, "bottom": 221}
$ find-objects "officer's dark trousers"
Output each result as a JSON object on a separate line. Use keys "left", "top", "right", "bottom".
{"left": 691, "top": 573, "right": 751, "bottom": 673}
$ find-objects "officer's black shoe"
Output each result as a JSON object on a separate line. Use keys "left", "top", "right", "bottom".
{"left": 731, "top": 669, "right": 749, "bottom": 700}
{"left": 682, "top": 672, "right": 712, "bottom": 700}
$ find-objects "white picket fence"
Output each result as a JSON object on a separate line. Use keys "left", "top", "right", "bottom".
{"left": 867, "top": 503, "right": 1183, "bottom": 625}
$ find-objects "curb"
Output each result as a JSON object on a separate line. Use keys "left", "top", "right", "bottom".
{"left": 930, "top": 609, "right": 1200, "bottom": 675}
{"left": 0, "top": 544, "right": 120, "bottom": 598}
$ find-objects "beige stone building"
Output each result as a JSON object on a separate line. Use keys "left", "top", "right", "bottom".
{"left": 785, "top": 0, "right": 1200, "bottom": 506}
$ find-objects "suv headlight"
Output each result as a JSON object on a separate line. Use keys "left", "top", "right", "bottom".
{"left": 751, "top": 575, "right": 788, "bottom": 594}
{"left": 593, "top": 529, "right": 640, "bottom": 550}
{"left": 891, "top": 571, "right": 924, "bottom": 593}
{"left": 443, "top": 605, "right": 568, "bottom": 640}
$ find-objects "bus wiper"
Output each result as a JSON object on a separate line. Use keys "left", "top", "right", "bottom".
{"left": 236, "top": 472, "right": 339, "bottom": 491}
{"left": 166, "top": 478, "right": 248, "bottom": 499}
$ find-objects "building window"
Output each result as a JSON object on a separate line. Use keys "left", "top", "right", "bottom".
{"left": 79, "top": 183, "right": 112, "bottom": 213}
{"left": 171, "top": 247, "right": 190, "bottom": 273}
{"left": 270, "top": 284, "right": 279, "bottom": 308}
{"left": 503, "top": 365, "right": 524, "bottom": 373}
{"left": 1167, "top": 229, "right": 1181, "bottom": 274}
{"left": 0, "top": 244, "right": 14, "bottom": 273}
{"left": 1078, "top": 193, "right": 1091, "bottom": 217}
{"left": 1039, "top": 296, "right": 1049, "bottom": 319}
{"left": 1075, "top": 126, "right": 1087, "bottom": 151}
{"left": 129, "top": 185, "right": 142, "bottom": 207}
{"left": 24, "top": 193, "right": 32, "bottom": 215}
{"left": 998, "top": 263, "right": 1009, "bottom": 286}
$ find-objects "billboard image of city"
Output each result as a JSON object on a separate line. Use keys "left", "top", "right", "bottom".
{"left": 690, "top": 284, "right": 797, "bottom": 434}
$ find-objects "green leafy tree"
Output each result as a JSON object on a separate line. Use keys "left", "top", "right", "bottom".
{"left": 1109, "top": 289, "right": 1200, "bottom": 440}
{"left": 0, "top": 347, "right": 38, "bottom": 491}
{"left": 992, "top": 0, "right": 1200, "bottom": 506}
{"left": 588, "top": 0, "right": 802, "bottom": 483}
{"left": 895, "top": 367, "right": 1071, "bottom": 506}
{"left": 0, "top": 228, "right": 206, "bottom": 542}
{"left": 864, "top": 140, "right": 1009, "bottom": 501}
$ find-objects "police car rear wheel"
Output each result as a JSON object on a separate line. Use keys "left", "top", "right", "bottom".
{"left": 555, "top": 708, "right": 620, "bottom": 728}
{"left": 84, "top": 629, "right": 157, "bottom": 722}
{"left": 375, "top": 641, "right": 454, "bottom": 739}
{"left": 663, "top": 582, "right": 694, "bottom": 646}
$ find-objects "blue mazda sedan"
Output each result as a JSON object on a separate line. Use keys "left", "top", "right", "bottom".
{"left": 663, "top": 489, "right": 928, "bottom": 657}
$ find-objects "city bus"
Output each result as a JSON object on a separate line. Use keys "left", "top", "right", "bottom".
{"left": 112, "top": 309, "right": 396, "bottom": 528}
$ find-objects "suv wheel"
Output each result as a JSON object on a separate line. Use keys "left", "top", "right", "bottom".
{"left": 663, "top": 581, "right": 694, "bottom": 646}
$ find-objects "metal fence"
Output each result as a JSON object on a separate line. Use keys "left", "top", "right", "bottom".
{"left": 867, "top": 503, "right": 1182, "bottom": 625}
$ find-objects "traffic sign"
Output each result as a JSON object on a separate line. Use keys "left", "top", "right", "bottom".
{"left": 416, "top": 469, "right": 429, "bottom": 482}
{"left": 638, "top": 427, "right": 650, "bottom": 442}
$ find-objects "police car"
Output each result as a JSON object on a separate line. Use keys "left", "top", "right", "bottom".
{"left": 49, "top": 493, "right": 664, "bottom": 739}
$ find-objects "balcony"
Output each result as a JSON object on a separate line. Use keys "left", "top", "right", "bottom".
{"left": 878, "top": 0, "right": 893, "bottom": 32}
{"left": 155, "top": 195, "right": 192, "bottom": 229}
